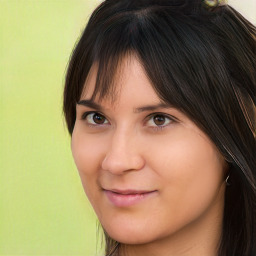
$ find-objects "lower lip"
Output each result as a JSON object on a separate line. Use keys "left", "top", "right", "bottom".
{"left": 104, "top": 190, "right": 157, "bottom": 207}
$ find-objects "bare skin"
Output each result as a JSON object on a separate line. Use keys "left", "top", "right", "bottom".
{"left": 71, "top": 55, "right": 227, "bottom": 256}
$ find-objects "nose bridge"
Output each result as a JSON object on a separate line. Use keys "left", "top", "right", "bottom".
{"left": 101, "top": 126, "right": 144, "bottom": 174}
{"left": 111, "top": 126, "right": 130, "bottom": 152}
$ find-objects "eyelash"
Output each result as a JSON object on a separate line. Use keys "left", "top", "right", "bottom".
{"left": 81, "top": 111, "right": 177, "bottom": 130}
{"left": 81, "top": 111, "right": 109, "bottom": 127}
{"left": 146, "top": 113, "right": 176, "bottom": 131}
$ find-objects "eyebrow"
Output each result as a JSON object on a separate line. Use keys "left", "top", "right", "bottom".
{"left": 134, "top": 103, "right": 174, "bottom": 113}
{"left": 77, "top": 99, "right": 174, "bottom": 113}
{"left": 77, "top": 100, "right": 103, "bottom": 111}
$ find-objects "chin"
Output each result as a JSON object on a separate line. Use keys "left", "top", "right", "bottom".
{"left": 110, "top": 232, "right": 154, "bottom": 245}
{"left": 103, "top": 222, "right": 160, "bottom": 245}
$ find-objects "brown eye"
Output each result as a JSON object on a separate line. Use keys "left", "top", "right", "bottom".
{"left": 146, "top": 113, "right": 174, "bottom": 129}
{"left": 153, "top": 115, "right": 166, "bottom": 126}
{"left": 83, "top": 112, "right": 109, "bottom": 125}
{"left": 92, "top": 113, "right": 106, "bottom": 124}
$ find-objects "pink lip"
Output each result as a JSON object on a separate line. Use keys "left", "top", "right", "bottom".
{"left": 104, "top": 189, "right": 157, "bottom": 207}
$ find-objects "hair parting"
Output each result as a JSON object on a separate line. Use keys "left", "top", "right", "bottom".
{"left": 63, "top": 1, "right": 256, "bottom": 255}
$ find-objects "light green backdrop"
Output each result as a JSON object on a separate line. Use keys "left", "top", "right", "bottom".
{"left": 0, "top": 1, "right": 255, "bottom": 256}
{"left": 0, "top": 1, "right": 102, "bottom": 255}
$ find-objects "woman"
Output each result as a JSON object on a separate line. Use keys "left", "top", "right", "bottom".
{"left": 63, "top": 0, "right": 256, "bottom": 255}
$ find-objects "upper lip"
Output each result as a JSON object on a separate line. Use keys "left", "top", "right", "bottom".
{"left": 104, "top": 189, "right": 156, "bottom": 195}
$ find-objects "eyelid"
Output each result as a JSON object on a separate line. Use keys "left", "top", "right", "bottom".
{"left": 81, "top": 111, "right": 110, "bottom": 125}
{"left": 146, "top": 112, "right": 178, "bottom": 121}
{"left": 79, "top": 110, "right": 178, "bottom": 130}
{"left": 145, "top": 112, "right": 178, "bottom": 128}
{"left": 81, "top": 111, "right": 95, "bottom": 120}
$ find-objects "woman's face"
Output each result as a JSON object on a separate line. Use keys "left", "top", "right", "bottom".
{"left": 72, "top": 56, "right": 227, "bottom": 247}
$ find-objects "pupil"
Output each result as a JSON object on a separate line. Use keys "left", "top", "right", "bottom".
{"left": 154, "top": 115, "right": 165, "bottom": 125}
{"left": 93, "top": 113, "right": 105, "bottom": 124}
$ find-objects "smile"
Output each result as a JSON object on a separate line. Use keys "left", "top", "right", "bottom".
{"left": 104, "top": 189, "right": 157, "bottom": 207}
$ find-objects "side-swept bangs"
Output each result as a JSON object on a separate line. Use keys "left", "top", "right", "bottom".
{"left": 64, "top": 2, "right": 255, "bottom": 164}
{"left": 64, "top": 1, "right": 256, "bottom": 254}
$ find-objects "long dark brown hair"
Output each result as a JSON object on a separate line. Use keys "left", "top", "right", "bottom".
{"left": 63, "top": 0, "right": 256, "bottom": 255}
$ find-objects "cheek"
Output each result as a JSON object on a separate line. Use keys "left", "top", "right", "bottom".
{"left": 145, "top": 129, "right": 226, "bottom": 219}
{"left": 71, "top": 127, "right": 105, "bottom": 174}
{"left": 71, "top": 127, "right": 106, "bottom": 205}
{"left": 146, "top": 128, "right": 225, "bottom": 181}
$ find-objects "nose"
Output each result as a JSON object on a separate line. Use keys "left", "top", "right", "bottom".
{"left": 101, "top": 129, "right": 145, "bottom": 175}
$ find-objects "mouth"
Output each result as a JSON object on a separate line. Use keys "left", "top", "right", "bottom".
{"left": 103, "top": 189, "right": 157, "bottom": 207}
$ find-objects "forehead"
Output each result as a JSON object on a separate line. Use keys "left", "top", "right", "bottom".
{"left": 80, "top": 55, "right": 161, "bottom": 106}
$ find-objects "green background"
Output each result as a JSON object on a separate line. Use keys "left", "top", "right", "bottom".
{"left": 0, "top": 0, "right": 255, "bottom": 256}
{"left": 0, "top": 1, "right": 102, "bottom": 255}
